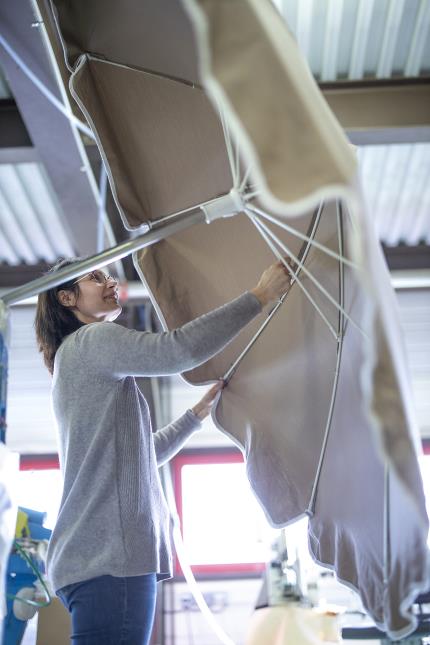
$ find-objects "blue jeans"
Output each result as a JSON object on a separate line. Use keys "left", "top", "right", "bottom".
{"left": 56, "top": 573, "right": 157, "bottom": 645}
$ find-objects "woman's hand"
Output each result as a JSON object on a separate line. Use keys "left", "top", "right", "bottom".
{"left": 191, "top": 380, "right": 225, "bottom": 421}
{"left": 250, "top": 258, "right": 296, "bottom": 307}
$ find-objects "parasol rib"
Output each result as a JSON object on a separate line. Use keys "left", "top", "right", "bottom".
{"left": 246, "top": 204, "right": 358, "bottom": 271}
{"left": 222, "top": 291, "right": 288, "bottom": 383}
{"left": 239, "top": 164, "right": 253, "bottom": 193}
{"left": 307, "top": 201, "right": 346, "bottom": 515}
{"left": 245, "top": 210, "right": 339, "bottom": 340}
{"left": 222, "top": 205, "right": 323, "bottom": 382}
{"left": 79, "top": 53, "right": 201, "bottom": 90}
{"left": 249, "top": 212, "right": 368, "bottom": 340}
{"left": 216, "top": 103, "right": 239, "bottom": 187}
{"left": 244, "top": 189, "right": 261, "bottom": 200}
{"left": 234, "top": 138, "right": 240, "bottom": 187}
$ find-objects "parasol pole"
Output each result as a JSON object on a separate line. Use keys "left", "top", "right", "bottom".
{"left": 0, "top": 187, "right": 250, "bottom": 306}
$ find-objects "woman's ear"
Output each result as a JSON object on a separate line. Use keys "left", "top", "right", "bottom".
{"left": 57, "top": 289, "right": 77, "bottom": 308}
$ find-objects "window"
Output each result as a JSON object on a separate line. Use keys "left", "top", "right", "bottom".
{"left": 16, "top": 456, "right": 61, "bottom": 530}
{"left": 172, "top": 451, "right": 278, "bottom": 576}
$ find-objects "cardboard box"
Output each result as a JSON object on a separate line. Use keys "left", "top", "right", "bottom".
{"left": 36, "top": 597, "right": 70, "bottom": 645}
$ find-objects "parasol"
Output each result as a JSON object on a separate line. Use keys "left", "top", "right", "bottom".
{"left": 45, "top": 0, "right": 429, "bottom": 638}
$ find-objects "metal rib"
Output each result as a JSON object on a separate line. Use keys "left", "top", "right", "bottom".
{"left": 222, "top": 204, "right": 323, "bottom": 383}
{"left": 307, "top": 201, "right": 346, "bottom": 516}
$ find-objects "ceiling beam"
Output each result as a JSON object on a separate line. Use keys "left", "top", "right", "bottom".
{"left": 0, "top": 261, "right": 51, "bottom": 288}
{"left": 0, "top": 146, "right": 40, "bottom": 164}
{"left": 1, "top": 245, "right": 428, "bottom": 292}
{"left": 0, "top": 98, "right": 32, "bottom": 148}
{"left": 346, "top": 126, "right": 430, "bottom": 146}
{"left": 2, "top": 74, "right": 428, "bottom": 167}
{"left": 321, "top": 79, "right": 430, "bottom": 145}
{"left": 383, "top": 244, "right": 430, "bottom": 271}
{"left": 0, "top": 99, "right": 39, "bottom": 163}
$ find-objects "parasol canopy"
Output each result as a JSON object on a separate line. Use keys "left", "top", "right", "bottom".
{"left": 46, "top": 0, "right": 429, "bottom": 638}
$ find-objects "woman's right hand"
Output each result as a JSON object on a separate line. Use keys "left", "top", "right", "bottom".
{"left": 250, "top": 258, "right": 296, "bottom": 307}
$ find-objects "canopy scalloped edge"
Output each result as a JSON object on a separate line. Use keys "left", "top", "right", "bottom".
{"left": 181, "top": 0, "right": 358, "bottom": 218}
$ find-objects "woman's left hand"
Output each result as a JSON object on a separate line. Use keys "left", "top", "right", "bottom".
{"left": 191, "top": 380, "right": 225, "bottom": 421}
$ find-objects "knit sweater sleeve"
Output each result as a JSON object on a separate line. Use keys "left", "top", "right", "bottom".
{"left": 73, "top": 291, "right": 262, "bottom": 379}
{"left": 153, "top": 409, "right": 202, "bottom": 466}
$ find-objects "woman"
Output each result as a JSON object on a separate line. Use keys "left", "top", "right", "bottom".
{"left": 35, "top": 256, "right": 292, "bottom": 645}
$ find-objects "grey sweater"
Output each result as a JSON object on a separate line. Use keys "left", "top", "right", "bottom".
{"left": 46, "top": 291, "right": 262, "bottom": 592}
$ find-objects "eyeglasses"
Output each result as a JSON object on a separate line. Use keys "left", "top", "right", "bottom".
{"left": 72, "top": 270, "right": 117, "bottom": 286}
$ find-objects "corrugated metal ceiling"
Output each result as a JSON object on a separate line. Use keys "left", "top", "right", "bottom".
{"left": 0, "top": 162, "right": 75, "bottom": 265}
{"left": 277, "top": 0, "right": 430, "bottom": 81}
{"left": 357, "top": 143, "right": 430, "bottom": 246}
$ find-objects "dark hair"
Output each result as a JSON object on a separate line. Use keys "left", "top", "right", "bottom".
{"left": 34, "top": 257, "right": 87, "bottom": 375}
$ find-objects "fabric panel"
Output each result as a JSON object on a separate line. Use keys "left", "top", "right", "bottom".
{"left": 51, "top": 0, "right": 200, "bottom": 82}
{"left": 71, "top": 57, "right": 231, "bottom": 229}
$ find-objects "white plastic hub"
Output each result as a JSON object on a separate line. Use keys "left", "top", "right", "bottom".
{"left": 202, "top": 189, "right": 244, "bottom": 224}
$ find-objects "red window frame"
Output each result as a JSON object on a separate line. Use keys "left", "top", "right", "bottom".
{"left": 172, "top": 449, "right": 266, "bottom": 577}
{"left": 19, "top": 454, "right": 59, "bottom": 470}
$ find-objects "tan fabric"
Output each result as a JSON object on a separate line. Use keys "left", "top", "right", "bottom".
{"left": 135, "top": 207, "right": 315, "bottom": 387}
{"left": 71, "top": 56, "right": 230, "bottom": 229}
{"left": 245, "top": 606, "right": 341, "bottom": 645}
{"left": 51, "top": 0, "right": 200, "bottom": 82}
{"left": 136, "top": 198, "right": 428, "bottom": 639}
{"left": 183, "top": 0, "right": 357, "bottom": 212}
{"left": 49, "top": 0, "right": 429, "bottom": 638}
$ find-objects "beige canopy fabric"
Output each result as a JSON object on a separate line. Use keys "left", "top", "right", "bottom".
{"left": 182, "top": 0, "right": 357, "bottom": 215}
{"left": 71, "top": 54, "right": 230, "bottom": 230}
{"left": 48, "top": 0, "right": 429, "bottom": 638}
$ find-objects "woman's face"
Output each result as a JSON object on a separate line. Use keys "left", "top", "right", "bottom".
{"left": 58, "top": 269, "right": 122, "bottom": 324}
